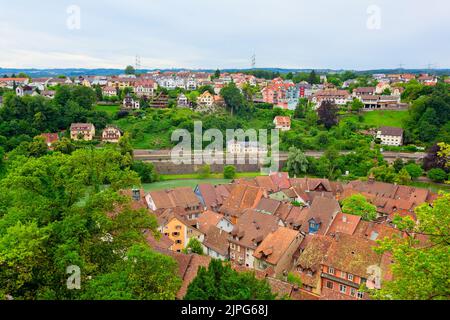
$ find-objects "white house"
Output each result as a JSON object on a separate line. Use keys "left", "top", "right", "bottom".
{"left": 376, "top": 126, "right": 404, "bottom": 146}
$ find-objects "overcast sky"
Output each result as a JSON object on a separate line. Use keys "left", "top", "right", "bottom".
{"left": 0, "top": 0, "right": 449, "bottom": 70}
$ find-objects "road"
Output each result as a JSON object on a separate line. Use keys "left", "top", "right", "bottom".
{"left": 133, "top": 149, "right": 427, "bottom": 163}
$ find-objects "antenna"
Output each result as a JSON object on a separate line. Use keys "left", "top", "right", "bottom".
{"left": 135, "top": 55, "right": 141, "bottom": 72}
{"left": 251, "top": 53, "right": 256, "bottom": 69}
{"left": 398, "top": 63, "right": 404, "bottom": 70}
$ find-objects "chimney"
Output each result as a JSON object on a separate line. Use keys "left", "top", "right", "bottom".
{"left": 342, "top": 215, "right": 347, "bottom": 223}
{"left": 132, "top": 188, "right": 140, "bottom": 201}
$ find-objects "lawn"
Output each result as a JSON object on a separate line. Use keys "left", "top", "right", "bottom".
{"left": 361, "top": 110, "right": 409, "bottom": 127}
{"left": 94, "top": 104, "right": 120, "bottom": 116}
{"left": 143, "top": 179, "right": 231, "bottom": 191}
{"left": 410, "top": 181, "right": 450, "bottom": 194}
{"left": 341, "top": 110, "right": 409, "bottom": 128}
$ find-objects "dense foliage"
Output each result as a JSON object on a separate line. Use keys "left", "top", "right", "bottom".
{"left": 184, "top": 259, "right": 275, "bottom": 300}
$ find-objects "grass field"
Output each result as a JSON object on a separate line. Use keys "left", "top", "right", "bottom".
{"left": 142, "top": 179, "right": 231, "bottom": 191}
{"left": 410, "top": 181, "right": 450, "bottom": 194}
{"left": 342, "top": 110, "right": 409, "bottom": 128}
{"left": 94, "top": 104, "right": 120, "bottom": 116}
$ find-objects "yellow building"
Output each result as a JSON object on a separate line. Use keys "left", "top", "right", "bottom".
{"left": 162, "top": 215, "right": 204, "bottom": 252}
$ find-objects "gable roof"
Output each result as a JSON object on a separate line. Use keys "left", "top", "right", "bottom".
{"left": 253, "top": 227, "right": 300, "bottom": 265}
{"left": 229, "top": 209, "right": 279, "bottom": 249}
{"left": 148, "top": 187, "right": 201, "bottom": 210}
{"left": 203, "top": 226, "right": 229, "bottom": 256}
{"left": 322, "top": 233, "right": 381, "bottom": 278}
{"left": 196, "top": 210, "right": 225, "bottom": 233}
{"left": 300, "top": 197, "right": 341, "bottom": 234}
{"left": 326, "top": 213, "right": 361, "bottom": 236}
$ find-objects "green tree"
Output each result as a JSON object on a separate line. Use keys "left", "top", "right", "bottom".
{"left": 369, "top": 165, "right": 397, "bottom": 183}
{"left": 184, "top": 259, "right": 275, "bottom": 300}
{"left": 404, "top": 163, "right": 423, "bottom": 179}
{"left": 82, "top": 244, "right": 182, "bottom": 300}
{"left": 183, "top": 238, "right": 203, "bottom": 255}
{"left": 286, "top": 147, "right": 309, "bottom": 176}
{"left": 197, "top": 164, "right": 211, "bottom": 179}
{"left": 393, "top": 158, "right": 405, "bottom": 173}
{"left": 124, "top": 65, "right": 136, "bottom": 75}
{"left": 394, "top": 167, "right": 412, "bottom": 185}
{"left": 427, "top": 168, "right": 447, "bottom": 182}
{"left": 351, "top": 99, "right": 364, "bottom": 113}
{"left": 131, "top": 161, "right": 159, "bottom": 183}
{"left": 220, "top": 83, "right": 247, "bottom": 116}
{"left": 371, "top": 193, "right": 450, "bottom": 300}
{"left": 341, "top": 194, "right": 377, "bottom": 221}
{"left": 223, "top": 165, "right": 236, "bottom": 179}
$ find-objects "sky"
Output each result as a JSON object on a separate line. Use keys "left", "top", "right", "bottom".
{"left": 0, "top": 0, "right": 449, "bottom": 70}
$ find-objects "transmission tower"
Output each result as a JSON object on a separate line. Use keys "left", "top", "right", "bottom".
{"left": 135, "top": 55, "right": 141, "bottom": 72}
{"left": 251, "top": 53, "right": 256, "bottom": 69}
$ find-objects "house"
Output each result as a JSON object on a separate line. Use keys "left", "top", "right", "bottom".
{"left": 326, "top": 213, "right": 361, "bottom": 236}
{"left": 145, "top": 187, "right": 203, "bottom": 219}
{"left": 293, "top": 234, "right": 334, "bottom": 295}
{"left": 134, "top": 80, "right": 157, "bottom": 98}
{"left": 0, "top": 77, "right": 29, "bottom": 88}
{"left": 226, "top": 140, "right": 267, "bottom": 155}
{"left": 101, "top": 126, "right": 122, "bottom": 143}
{"left": 39, "top": 133, "right": 59, "bottom": 150}
{"left": 253, "top": 227, "right": 303, "bottom": 277}
{"left": 300, "top": 196, "right": 341, "bottom": 235}
{"left": 159, "top": 213, "right": 204, "bottom": 252}
{"left": 41, "top": 90, "right": 56, "bottom": 99}
{"left": 269, "top": 172, "right": 291, "bottom": 189}
{"left": 16, "top": 85, "right": 33, "bottom": 97}
{"left": 261, "top": 80, "right": 299, "bottom": 110}
{"left": 219, "top": 184, "right": 266, "bottom": 223}
{"left": 149, "top": 92, "right": 169, "bottom": 108}
{"left": 197, "top": 91, "right": 214, "bottom": 107}
{"left": 202, "top": 226, "right": 229, "bottom": 260}
{"left": 311, "top": 89, "right": 351, "bottom": 108}
{"left": 194, "top": 183, "right": 230, "bottom": 212}
{"left": 417, "top": 74, "right": 438, "bottom": 86}
{"left": 228, "top": 209, "right": 280, "bottom": 268}
{"left": 375, "top": 82, "right": 391, "bottom": 94}
{"left": 352, "top": 87, "right": 375, "bottom": 98}
{"left": 122, "top": 93, "right": 140, "bottom": 110}
{"left": 320, "top": 233, "right": 384, "bottom": 300}
{"left": 376, "top": 126, "right": 403, "bottom": 146}
{"left": 196, "top": 210, "right": 233, "bottom": 234}
{"left": 70, "top": 123, "right": 95, "bottom": 141}
{"left": 102, "top": 86, "right": 117, "bottom": 97}
{"left": 273, "top": 116, "right": 291, "bottom": 131}
{"left": 177, "top": 93, "right": 190, "bottom": 107}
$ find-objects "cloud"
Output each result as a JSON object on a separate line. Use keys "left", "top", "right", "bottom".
{"left": 0, "top": 0, "right": 449, "bottom": 69}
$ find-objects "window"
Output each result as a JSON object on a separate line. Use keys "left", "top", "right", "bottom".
{"left": 329, "top": 267, "right": 335, "bottom": 275}
{"left": 341, "top": 271, "right": 347, "bottom": 279}
{"left": 339, "top": 285, "right": 347, "bottom": 294}
{"left": 357, "top": 292, "right": 364, "bottom": 299}
{"left": 326, "top": 281, "right": 333, "bottom": 289}
{"left": 175, "top": 240, "right": 182, "bottom": 244}
{"left": 348, "top": 274, "right": 354, "bottom": 281}
{"left": 350, "top": 288, "right": 356, "bottom": 297}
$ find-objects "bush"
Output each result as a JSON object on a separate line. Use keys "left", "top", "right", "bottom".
{"left": 197, "top": 164, "right": 211, "bottom": 179}
{"left": 223, "top": 165, "right": 236, "bottom": 179}
{"left": 404, "top": 163, "right": 423, "bottom": 179}
{"left": 427, "top": 168, "right": 447, "bottom": 182}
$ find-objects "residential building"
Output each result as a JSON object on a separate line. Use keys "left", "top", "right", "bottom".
{"left": 16, "top": 85, "right": 33, "bottom": 97}
{"left": 101, "top": 126, "right": 122, "bottom": 143}
{"left": 320, "top": 233, "right": 384, "bottom": 300}
{"left": 145, "top": 187, "right": 203, "bottom": 219}
{"left": 228, "top": 209, "right": 280, "bottom": 268}
{"left": 122, "top": 94, "right": 140, "bottom": 110}
{"left": 253, "top": 227, "right": 303, "bottom": 277}
{"left": 376, "top": 126, "right": 403, "bottom": 146}
{"left": 197, "top": 91, "right": 214, "bottom": 107}
{"left": 177, "top": 93, "right": 190, "bottom": 107}
{"left": 300, "top": 196, "right": 341, "bottom": 235}
{"left": 39, "top": 133, "right": 59, "bottom": 150}
{"left": 273, "top": 116, "right": 291, "bottom": 131}
{"left": 70, "top": 123, "right": 95, "bottom": 141}
{"left": 102, "top": 86, "right": 117, "bottom": 97}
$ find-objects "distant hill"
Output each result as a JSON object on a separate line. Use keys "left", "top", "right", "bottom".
{"left": 0, "top": 67, "right": 449, "bottom": 78}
